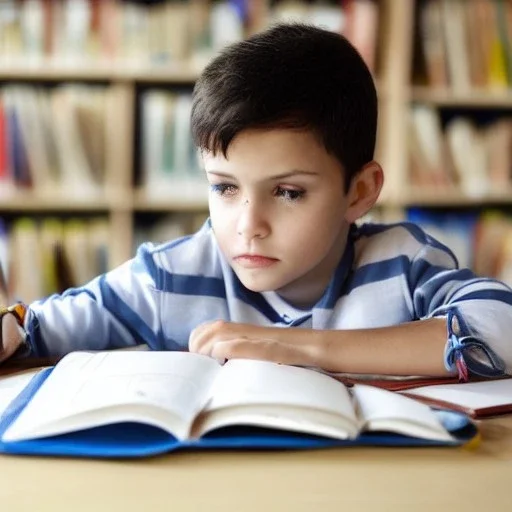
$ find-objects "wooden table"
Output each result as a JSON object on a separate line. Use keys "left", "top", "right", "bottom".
{"left": 0, "top": 416, "right": 511, "bottom": 511}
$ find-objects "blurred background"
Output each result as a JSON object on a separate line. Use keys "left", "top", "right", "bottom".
{"left": 0, "top": 0, "right": 511, "bottom": 303}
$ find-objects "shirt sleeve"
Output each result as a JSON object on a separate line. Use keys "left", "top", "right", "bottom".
{"left": 24, "top": 243, "right": 166, "bottom": 357}
{"left": 408, "top": 233, "right": 512, "bottom": 379}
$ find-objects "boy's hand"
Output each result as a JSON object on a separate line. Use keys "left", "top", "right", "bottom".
{"left": 189, "top": 320, "right": 321, "bottom": 367}
{"left": 0, "top": 312, "right": 24, "bottom": 364}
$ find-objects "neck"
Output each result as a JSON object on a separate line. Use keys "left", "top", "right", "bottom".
{"left": 275, "top": 223, "right": 351, "bottom": 309}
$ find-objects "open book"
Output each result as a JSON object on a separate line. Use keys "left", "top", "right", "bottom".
{"left": 0, "top": 351, "right": 477, "bottom": 458}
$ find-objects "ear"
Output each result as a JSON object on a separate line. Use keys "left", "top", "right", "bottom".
{"left": 344, "top": 161, "right": 384, "bottom": 223}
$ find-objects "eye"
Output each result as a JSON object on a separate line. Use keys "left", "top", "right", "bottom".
{"left": 274, "top": 186, "right": 305, "bottom": 202}
{"left": 210, "top": 183, "right": 238, "bottom": 196}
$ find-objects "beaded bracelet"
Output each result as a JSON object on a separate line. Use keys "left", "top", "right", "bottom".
{"left": 444, "top": 309, "right": 469, "bottom": 382}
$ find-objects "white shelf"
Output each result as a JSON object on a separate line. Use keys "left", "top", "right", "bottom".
{"left": 397, "top": 188, "right": 512, "bottom": 207}
{"left": 0, "top": 190, "right": 128, "bottom": 212}
{"left": 411, "top": 87, "right": 512, "bottom": 108}
{"left": 0, "top": 62, "right": 201, "bottom": 83}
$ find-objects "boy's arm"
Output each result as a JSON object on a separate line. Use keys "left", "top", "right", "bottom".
{"left": 188, "top": 318, "right": 451, "bottom": 376}
{"left": 404, "top": 240, "right": 512, "bottom": 379}
{"left": 0, "top": 243, "right": 163, "bottom": 362}
{"left": 190, "top": 230, "right": 512, "bottom": 378}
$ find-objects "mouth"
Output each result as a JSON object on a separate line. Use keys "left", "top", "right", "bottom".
{"left": 233, "top": 254, "right": 280, "bottom": 269}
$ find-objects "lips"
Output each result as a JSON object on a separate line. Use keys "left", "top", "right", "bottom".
{"left": 234, "top": 254, "right": 279, "bottom": 268}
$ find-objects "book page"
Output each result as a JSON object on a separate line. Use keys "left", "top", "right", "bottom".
{"left": 195, "top": 359, "right": 359, "bottom": 440}
{"left": 2, "top": 351, "right": 220, "bottom": 442}
{"left": 0, "top": 369, "right": 42, "bottom": 417}
{"left": 400, "top": 379, "right": 512, "bottom": 411}
{"left": 352, "top": 384, "right": 453, "bottom": 442}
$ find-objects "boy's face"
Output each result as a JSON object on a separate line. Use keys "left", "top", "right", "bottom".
{"left": 203, "top": 128, "right": 352, "bottom": 307}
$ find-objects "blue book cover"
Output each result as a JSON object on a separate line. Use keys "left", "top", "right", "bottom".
{"left": 0, "top": 352, "right": 478, "bottom": 459}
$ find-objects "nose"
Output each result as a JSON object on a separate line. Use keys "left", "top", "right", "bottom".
{"left": 236, "top": 199, "right": 270, "bottom": 240}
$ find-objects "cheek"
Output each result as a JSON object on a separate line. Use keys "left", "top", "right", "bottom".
{"left": 295, "top": 215, "right": 345, "bottom": 263}
{"left": 209, "top": 199, "right": 226, "bottom": 222}
{"left": 289, "top": 201, "right": 345, "bottom": 240}
{"left": 209, "top": 205, "right": 235, "bottom": 241}
{"left": 296, "top": 223, "right": 338, "bottom": 255}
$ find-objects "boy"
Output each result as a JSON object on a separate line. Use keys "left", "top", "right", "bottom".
{"left": 1, "top": 23, "right": 511, "bottom": 380}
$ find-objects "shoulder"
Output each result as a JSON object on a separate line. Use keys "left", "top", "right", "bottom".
{"left": 132, "top": 220, "right": 224, "bottom": 288}
{"left": 352, "top": 221, "right": 458, "bottom": 267}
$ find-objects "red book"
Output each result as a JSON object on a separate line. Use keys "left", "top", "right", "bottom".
{"left": 0, "top": 98, "right": 7, "bottom": 183}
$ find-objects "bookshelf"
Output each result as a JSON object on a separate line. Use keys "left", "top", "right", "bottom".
{"left": 403, "top": 0, "right": 512, "bottom": 285}
{"left": 1, "top": 0, "right": 512, "bottom": 301}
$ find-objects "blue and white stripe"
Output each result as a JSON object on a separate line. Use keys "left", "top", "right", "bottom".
{"left": 25, "top": 220, "right": 512, "bottom": 376}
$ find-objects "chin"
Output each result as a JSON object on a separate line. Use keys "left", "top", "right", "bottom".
{"left": 239, "top": 280, "right": 275, "bottom": 293}
{"left": 237, "top": 274, "right": 285, "bottom": 293}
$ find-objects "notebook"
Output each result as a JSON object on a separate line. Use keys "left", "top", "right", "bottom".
{"left": 399, "top": 378, "right": 512, "bottom": 418}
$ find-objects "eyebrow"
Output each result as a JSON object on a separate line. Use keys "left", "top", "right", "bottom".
{"left": 206, "top": 170, "right": 319, "bottom": 180}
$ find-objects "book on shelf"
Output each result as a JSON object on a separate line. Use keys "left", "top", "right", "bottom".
{"left": 0, "top": 84, "right": 110, "bottom": 197}
{"left": 0, "top": 351, "right": 477, "bottom": 459}
{"left": 416, "top": 0, "right": 512, "bottom": 91}
{"left": 50, "top": 85, "right": 106, "bottom": 197}
{"left": 440, "top": 0, "right": 471, "bottom": 93}
{"left": 418, "top": 0, "right": 448, "bottom": 88}
{"left": 9, "top": 218, "right": 44, "bottom": 304}
{"left": 484, "top": 118, "right": 512, "bottom": 189}
{"left": 444, "top": 117, "right": 489, "bottom": 197}
{"left": 3, "top": 87, "right": 32, "bottom": 189}
{"left": 408, "top": 104, "right": 512, "bottom": 197}
{"left": 270, "top": 0, "right": 378, "bottom": 74}
{"left": 3, "top": 216, "right": 110, "bottom": 302}
{"left": 343, "top": 0, "right": 379, "bottom": 74}
{"left": 140, "top": 89, "right": 207, "bottom": 200}
{"left": 0, "top": 219, "right": 9, "bottom": 304}
{"left": 473, "top": 211, "right": 512, "bottom": 278}
{"left": 465, "top": 0, "right": 490, "bottom": 89}
{"left": 0, "top": 1, "right": 381, "bottom": 74}
{"left": 39, "top": 217, "right": 65, "bottom": 295}
{"left": 408, "top": 103, "right": 450, "bottom": 189}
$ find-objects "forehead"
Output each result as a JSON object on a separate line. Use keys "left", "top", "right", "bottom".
{"left": 203, "top": 128, "right": 344, "bottom": 178}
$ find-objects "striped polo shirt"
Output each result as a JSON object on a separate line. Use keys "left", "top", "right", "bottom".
{"left": 26, "top": 220, "right": 512, "bottom": 377}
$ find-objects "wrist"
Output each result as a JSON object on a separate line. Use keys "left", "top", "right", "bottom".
{"left": 0, "top": 303, "right": 29, "bottom": 362}
{"left": 315, "top": 330, "right": 341, "bottom": 372}
{"left": 292, "top": 328, "right": 331, "bottom": 369}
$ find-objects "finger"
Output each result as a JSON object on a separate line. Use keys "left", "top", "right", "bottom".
{"left": 189, "top": 319, "right": 226, "bottom": 354}
{"left": 211, "top": 338, "right": 300, "bottom": 365}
